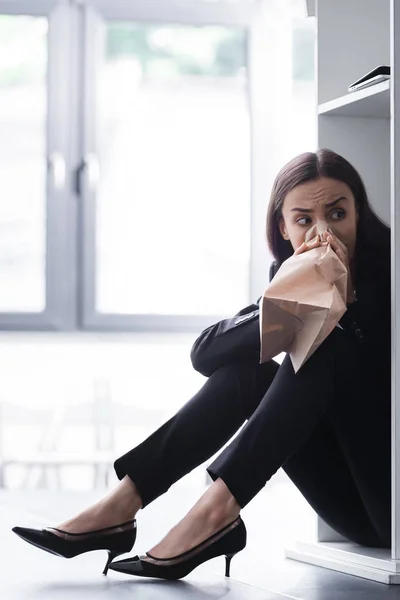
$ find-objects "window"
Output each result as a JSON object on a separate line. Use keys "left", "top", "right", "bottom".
{"left": 0, "top": 0, "right": 316, "bottom": 332}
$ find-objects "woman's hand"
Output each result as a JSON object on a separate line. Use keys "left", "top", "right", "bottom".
{"left": 293, "top": 235, "right": 323, "bottom": 256}
{"left": 321, "top": 229, "right": 356, "bottom": 305}
{"left": 294, "top": 230, "right": 355, "bottom": 305}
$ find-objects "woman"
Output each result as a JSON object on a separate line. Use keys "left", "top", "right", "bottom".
{"left": 12, "top": 148, "right": 392, "bottom": 580}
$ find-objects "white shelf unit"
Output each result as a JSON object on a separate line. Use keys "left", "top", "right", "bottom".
{"left": 318, "top": 80, "right": 390, "bottom": 118}
{"left": 285, "top": 0, "right": 400, "bottom": 584}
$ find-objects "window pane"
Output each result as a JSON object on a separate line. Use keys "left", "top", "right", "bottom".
{"left": 0, "top": 16, "right": 47, "bottom": 312}
{"left": 96, "top": 23, "right": 250, "bottom": 315}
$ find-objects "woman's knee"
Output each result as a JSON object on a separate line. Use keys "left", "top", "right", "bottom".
{"left": 310, "top": 326, "right": 359, "bottom": 375}
{"left": 213, "top": 358, "right": 280, "bottom": 420}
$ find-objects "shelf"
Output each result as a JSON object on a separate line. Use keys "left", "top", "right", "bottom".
{"left": 318, "top": 80, "right": 390, "bottom": 118}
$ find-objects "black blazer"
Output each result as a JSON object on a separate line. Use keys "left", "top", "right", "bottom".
{"left": 190, "top": 258, "right": 391, "bottom": 378}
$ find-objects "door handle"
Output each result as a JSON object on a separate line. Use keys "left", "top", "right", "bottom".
{"left": 81, "top": 153, "right": 100, "bottom": 193}
{"left": 47, "top": 152, "right": 66, "bottom": 190}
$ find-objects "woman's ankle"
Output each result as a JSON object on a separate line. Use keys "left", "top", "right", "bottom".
{"left": 194, "top": 478, "right": 241, "bottom": 527}
{"left": 119, "top": 476, "right": 143, "bottom": 515}
{"left": 99, "top": 476, "right": 143, "bottom": 519}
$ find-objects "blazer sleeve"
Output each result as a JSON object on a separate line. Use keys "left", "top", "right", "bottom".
{"left": 190, "top": 260, "right": 280, "bottom": 377}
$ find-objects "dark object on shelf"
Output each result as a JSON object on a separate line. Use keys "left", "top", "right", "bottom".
{"left": 348, "top": 65, "right": 390, "bottom": 92}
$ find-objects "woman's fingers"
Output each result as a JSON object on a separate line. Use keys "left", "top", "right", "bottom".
{"left": 294, "top": 236, "right": 321, "bottom": 255}
{"left": 325, "top": 232, "right": 348, "bottom": 265}
{"left": 294, "top": 244, "right": 305, "bottom": 255}
{"left": 294, "top": 242, "right": 308, "bottom": 255}
{"left": 324, "top": 231, "right": 354, "bottom": 302}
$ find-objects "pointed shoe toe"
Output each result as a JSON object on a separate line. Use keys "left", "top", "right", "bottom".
{"left": 110, "top": 555, "right": 140, "bottom": 565}
{"left": 12, "top": 526, "right": 38, "bottom": 539}
{"left": 109, "top": 556, "right": 143, "bottom": 575}
{"left": 12, "top": 519, "right": 137, "bottom": 575}
{"left": 108, "top": 556, "right": 150, "bottom": 577}
{"left": 12, "top": 526, "right": 63, "bottom": 556}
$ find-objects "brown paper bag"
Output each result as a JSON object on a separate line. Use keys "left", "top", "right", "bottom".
{"left": 259, "top": 222, "right": 348, "bottom": 373}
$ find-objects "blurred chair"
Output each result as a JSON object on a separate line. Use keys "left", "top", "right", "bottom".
{"left": 0, "top": 378, "right": 116, "bottom": 490}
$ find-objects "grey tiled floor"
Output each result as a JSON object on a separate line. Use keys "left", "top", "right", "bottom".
{"left": 1, "top": 473, "right": 400, "bottom": 599}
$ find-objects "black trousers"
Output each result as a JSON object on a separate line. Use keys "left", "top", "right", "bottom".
{"left": 114, "top": 326, "right": 391, "bottom": 548}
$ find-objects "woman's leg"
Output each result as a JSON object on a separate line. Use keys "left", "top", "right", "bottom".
{"left": 113, "top": 357, "right": 280, "bottom": 507}
{"left": 325, "top": 373, "right": 391, "bottom": 546}
{"left": 206, "top": 327, "right": 355, "bottom": 505}
{"left": 149, "top": 326, "right": 390, "bottom": 558}
{"left": 276, "top": 344, "right": 391, "bottom": 549}
{"left": 55, "top": 356, "right": 280, "bottom": 533}
{"left": 282, "top": 415, "right": 389, "bottom": 547}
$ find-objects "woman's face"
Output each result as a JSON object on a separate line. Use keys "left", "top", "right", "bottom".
{"left": 279, "top": 177, "right": 359, "bottom": 262}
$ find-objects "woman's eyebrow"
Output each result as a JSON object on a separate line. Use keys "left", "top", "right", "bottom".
{"left": 290, "top": 196, "right": 348, "bottom": 213}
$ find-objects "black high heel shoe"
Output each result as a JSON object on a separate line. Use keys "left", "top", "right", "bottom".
{"left": 12, "top": 519, "right": 137, "bottom": 575}
{"left": 108, "top": 515, "right": 246, "bottom": 580}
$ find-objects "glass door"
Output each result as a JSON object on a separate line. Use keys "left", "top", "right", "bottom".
{"left": 79, "top": 1, "right": 259, "bottom": 331}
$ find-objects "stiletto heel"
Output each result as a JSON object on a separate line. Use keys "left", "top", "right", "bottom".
{"left": 109, "top": 516, "right": 246, "bottom": 580}
{"left": 103, "top": 550, "right": 124, "bottom": 576}
{"left": 225, "top": 554, "right": 235, "bottom": 577}
{"left": 12, "top": 519, "right": 137, "bottom": 574}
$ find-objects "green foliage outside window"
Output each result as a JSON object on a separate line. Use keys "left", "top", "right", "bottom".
{"left": 0, "top": 15, "right": 315, "bottom": 87}
{"left": 107, "top": 24, "right": 247, "bottom": 78}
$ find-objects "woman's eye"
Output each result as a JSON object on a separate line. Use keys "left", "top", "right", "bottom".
{"left": 296, "top": 217, "right": 310, "bottom": 226}
{"left": 331, "top": 209, "right": 346, "bottom": 220}
{"left": 296, "top": 209, "right": 345, "bottom": 226}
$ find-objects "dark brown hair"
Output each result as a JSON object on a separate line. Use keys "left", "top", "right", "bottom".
{"left": 266, "top": 148, "right": 390, "bottom": 277}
